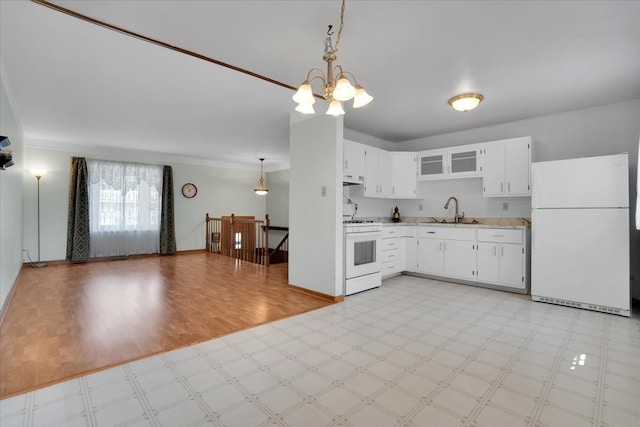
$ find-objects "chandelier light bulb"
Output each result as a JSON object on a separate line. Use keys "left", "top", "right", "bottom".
{"left": 292, "top": 82, "right": 315, "bottom": 105}
{"left": 332, "top": 77, "right": 356, "bottom": 101}
{"left": 326, "top": 100, "right": 345, "bottom": 116}
{"left": 353, "top": 85, "right": 373, "bottom": 108}
{"left": 295, "top": 102, "right": 316, "bottom": 114}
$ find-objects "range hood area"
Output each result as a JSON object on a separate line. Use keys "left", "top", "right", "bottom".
{"left": 343, "top": 176, "right": 363, "bottom": 186}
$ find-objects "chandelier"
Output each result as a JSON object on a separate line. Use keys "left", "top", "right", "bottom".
{"left": 292, "top": 0, "right": 373, "bottom": 116}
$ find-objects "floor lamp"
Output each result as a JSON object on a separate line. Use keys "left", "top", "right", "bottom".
{"left": 33, "top": 171, "right": 47, "bottom": 268}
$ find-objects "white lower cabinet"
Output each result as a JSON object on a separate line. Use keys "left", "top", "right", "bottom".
{"left": 407, "top": 225, "right": 529, "bottom": 293}
{"left": 401, "top": 226, "right": 416, "bottom": 272}
{"left": 476, "top": 228, "right": 527, "bottom": 290}
{"left": 381, "top": 226, "right": 403, "bottom": 277}
{"left": 416, "top": 227, "right": 476, "bottom": 281}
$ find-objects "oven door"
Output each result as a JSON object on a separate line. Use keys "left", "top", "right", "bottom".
{"left": 345, "top": 231, "right": 381, "bottom": 279}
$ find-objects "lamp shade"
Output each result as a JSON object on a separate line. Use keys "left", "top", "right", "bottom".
{"left": 332, "top": 77, "right": 356, "bottom": 101}
{"left": 326, "top": 100, "right": 345, "bottom": 116}
{"left": 353, "top": 85, "right": 373, "bottom": 108}
{"left": 292, "top": 82, "right": 315, "bottom": 105}
{"left": 295, "top": 102, "right": 315, "bottom": 114}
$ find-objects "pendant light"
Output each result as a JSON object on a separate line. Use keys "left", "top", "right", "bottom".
{"left": 254, "top": 158, "right": 269, "bottom": 195}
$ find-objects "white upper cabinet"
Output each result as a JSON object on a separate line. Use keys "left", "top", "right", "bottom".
{"left": 364, "top": 146, "right": 390, "bottom": 197}
{"left": 418, "top": 144, "right": 483, "bottom": 180}
{"left": 390, "top": 152, "right": 417, "bottom": 198}
{"left": 343, "top": 139, "right": 366, "bottom": 183}
{"left": 482, "top": 136, "right": 532, "bottom": 197}
{"left": 449, "top": 145, "right": 483, "bottom": 177}
{"left": 418, "top": 148, "right": 447, "bottom": 179}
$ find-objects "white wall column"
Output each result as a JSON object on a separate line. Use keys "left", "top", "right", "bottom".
{"left": 289, "top": 115, "right": 343, "bottom": 297}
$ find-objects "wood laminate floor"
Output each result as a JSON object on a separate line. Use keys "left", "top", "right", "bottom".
{"left": 0, "top": 253, "right": 333, "bottom": 399}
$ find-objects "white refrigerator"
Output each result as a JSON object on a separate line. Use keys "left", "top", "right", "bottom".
{"left": 531, "top": 153, "right": 630, "bottom": 317}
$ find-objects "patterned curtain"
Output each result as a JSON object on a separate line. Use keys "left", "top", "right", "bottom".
{"left": 66, "top": 157, "right": 90, "bottom": 262}
{"left": 159, "top": 165, "right": 176, "bottom": 255}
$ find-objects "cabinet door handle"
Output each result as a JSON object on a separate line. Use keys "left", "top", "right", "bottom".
{"left": 345, "top": 160, "right": 348, "bottom": 169}
{"left": 493, "top": 246, "right": 497, "bottom": 256}
{"left": 508, "top": 182, "right": 511, "bottom": 192}
{"left": 427, "top": 231, "right": 436, "bottom": 234}
{"left": 501, "top": 182, "right": 504, "bottom": 192}
{"left": 439, "top": 242, "right": 442, "bottom": 251}
{"left": 501, "top": 246, "right": 504, "bottom": 256}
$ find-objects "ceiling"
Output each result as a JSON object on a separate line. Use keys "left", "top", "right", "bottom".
{"left": 1, "top": 1, "right": 639, "bottom": 171}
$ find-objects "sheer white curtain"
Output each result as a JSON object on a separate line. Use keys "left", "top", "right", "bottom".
{"left": 87, "top": 160, "right": 162, "bottom": 257}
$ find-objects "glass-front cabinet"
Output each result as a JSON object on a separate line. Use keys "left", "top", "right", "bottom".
{"left": 419, "top": 149, "right": 446, "bottom": 178}
{"left": 418, "top": 144, "right": 483, "bottom": 180}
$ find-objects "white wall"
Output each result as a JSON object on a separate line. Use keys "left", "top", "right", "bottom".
{"left": 0, "top": 77, "right": 24, "bottom": 312}
{"left": 22, "top": 146, "right": 267, "bottom": 261}
{"left": 289, "top": 115, "right": 343, "bottom": 297}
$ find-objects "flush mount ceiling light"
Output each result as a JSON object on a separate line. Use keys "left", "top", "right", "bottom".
{"left": 292, "top": 0, "right": 373, "bottom": 116}
{"left": 254, "top": 158, "right": 269, "bottom": 195}
{"left": 448, "top": 93, "right": 484, "bottom": 112}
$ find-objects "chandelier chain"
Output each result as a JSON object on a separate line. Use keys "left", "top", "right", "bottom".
{"left": 333, "top": 0, "right": 346, "bottom": 53}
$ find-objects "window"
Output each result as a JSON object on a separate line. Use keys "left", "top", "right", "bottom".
{"left": 87, "top": 160, "right": 162, "bottom": 257}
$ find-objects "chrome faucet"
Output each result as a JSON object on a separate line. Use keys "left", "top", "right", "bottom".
{"left": 444, "top": 196, "right": 465, "bottom": 223}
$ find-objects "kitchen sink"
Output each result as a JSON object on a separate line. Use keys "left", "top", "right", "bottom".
{"left": 420, "top": 218, "right": 480, "bottom": 225}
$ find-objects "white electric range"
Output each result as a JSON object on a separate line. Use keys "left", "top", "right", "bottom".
{"left": 343, "top": 220, "right": 382, "bottom": 295}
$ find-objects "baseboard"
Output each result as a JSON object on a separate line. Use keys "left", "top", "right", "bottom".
{"left": 0, "top": 265, "right": 24, "bottom": 326}
{"left": 21, "top": 249, "right": 209, "bottom": 266}
{"left": 288, "top": 283, "right": 344, "bottom": 303}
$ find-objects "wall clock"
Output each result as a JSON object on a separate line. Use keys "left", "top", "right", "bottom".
{"left": 181, "top": 183, "right": 197, "bottom": 198}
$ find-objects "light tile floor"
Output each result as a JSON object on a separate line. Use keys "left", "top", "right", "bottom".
{"left": 2, "top": 275, "right": 639, "bottom": 426}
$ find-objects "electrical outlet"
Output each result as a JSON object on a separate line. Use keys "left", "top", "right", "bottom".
{"left": 418, "top": 204, "right": 423, "bottom": 211}
{"left": 502, "top": 202, "right": 509, "bottom": 211}
{"left": 321, "top": 186, "right": 326, "bottom": 197}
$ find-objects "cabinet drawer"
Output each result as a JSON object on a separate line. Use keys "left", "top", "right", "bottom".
{"left": 477, "top": 228, "right": 522, "bottom": 244}
{"left": 381, "top": 237, "right": 400, "bottom": 250}
{"left": 380, "top": 248, "right": 398, "bottom": 262}
{"left": 382, "top": 227, "right": 400, "bottom": 237}
{"left": 381, "top": 260, "right": 400, "bottom": 273}
{"left": 417, "top": 226, "right": 475, "bottom": 241}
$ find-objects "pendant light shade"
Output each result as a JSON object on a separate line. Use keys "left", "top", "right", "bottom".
{"left": 326, "top": 100, "right": 345, "bottom": 116}
{"left": 292, "top": 82, "right": 315, "bottom": 105}
{"left": 254, "top": 158, "right": 269, "bottom": 195}
{"left": 295, "top": 102, "right": 316, "bottom": 114}
{"left": 353, "top": 85, "right": 373, "bottom": 108}
{"left": 332, "top": 77, "right": 356, "bottom": 102}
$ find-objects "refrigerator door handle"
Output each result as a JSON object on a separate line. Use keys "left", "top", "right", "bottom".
{"left": 532, "top": 210, "right": 538, "bottom": 249}
{"left": 531, "top": 167, "right": 537, "bottom": 208}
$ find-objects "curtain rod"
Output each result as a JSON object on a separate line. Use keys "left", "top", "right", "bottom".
{"left": 31, "top": 0, "right": 299, "bottom": 93}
